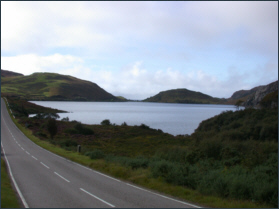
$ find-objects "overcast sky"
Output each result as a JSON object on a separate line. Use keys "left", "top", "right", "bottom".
{"left": 1, "top": 1, "right": 278, "bottom": 100}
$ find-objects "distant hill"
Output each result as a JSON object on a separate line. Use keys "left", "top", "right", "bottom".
{"left": 1, "top": 70, "right": 119, "bottom": 101}
{"left": 1, "top": 69, "right": 24, "bottom": 77}
{"left": 227, "top": 80, "right": 278, "bottom": 108}
{"left": 143, "top": 88, "right": 224, "bottom": 104}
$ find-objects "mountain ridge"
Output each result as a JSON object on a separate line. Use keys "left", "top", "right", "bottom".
{"left": 143, "top": 88, "right": 225, "bottom": 104}
{"left": 1, "top": 69, "right": 277, "bottom": 107}
{"left": 1, "top": 70, "right": 119, "bottom": 101}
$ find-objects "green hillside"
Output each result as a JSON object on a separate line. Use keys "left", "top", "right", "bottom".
{"left": 1, "top": 71, "right": 119, "bottom": 101}
{"left": 143, "top": 88, "right": 224, "bottom": 104}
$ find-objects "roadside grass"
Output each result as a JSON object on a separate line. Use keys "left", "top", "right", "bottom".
{"left": 1, "top": 159, "right": 21, "bottom": 208}
{"left": 2, "top": 98, "right": 273, "bottom": 208}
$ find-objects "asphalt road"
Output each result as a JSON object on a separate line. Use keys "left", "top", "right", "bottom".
{"left": 1, "top": 98, "right": 201, "bottom": 208}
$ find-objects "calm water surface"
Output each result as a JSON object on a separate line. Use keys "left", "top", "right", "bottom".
{"left": 30, "top": 101, "right": 238, "bottom": 136}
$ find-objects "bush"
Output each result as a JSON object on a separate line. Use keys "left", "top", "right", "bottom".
{"left": 64, "top": 128, "right": 79, "bottom": 134}
{"left": 85, "top": 149, "right": 105, "bottom": 159}
{"left": 61, "top": 117, "right": 69, "bottom": 122}
{"left": 59, "top": 139, "right": 78, "bottom": 148}
{"left": 74, "top": 123, "right": 94, "bottom": 135}
{"left": 35, "top": 132, "right": 47, "bottom": 138}
{"left": 153, "top": 147, "right": 188, "bottom": 163}
{"left": 139, "top": 123, "right": 150, "bottom": 129}
{"left": 101, "top": 119, "right": 111, "bottom": 126}
{"left": 121, "top": 122, "right": 127, "bottom": 126}
{"left": 104, "top": 155, "right": 149, "bottom": 170}
{"left": 198, "top": 169, "right": 229, "bottom": 198}
{"left": 47, "top": 118, "right": 57, "bottom": 139}
{"left": 199, "top": 138, "right": 223, "bottom": 160}
{"left": 229, "top": 174, "right": 253, "bottom": 200}
{"left": 127, "top": 156, "right": 149, "bottom": 170}
{"left": 150, "top": 160, "right": 184, "bottom": 184}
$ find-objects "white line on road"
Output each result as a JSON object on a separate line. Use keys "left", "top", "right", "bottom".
{"left": 40, "top": 162, "right": 50, "bottom": 169}
{"left": 31, "top": 156, "right": 38, "bottom": 161}
{"left": 26, "top": 151, "right": 30, "bottom": 155}
{"left": 92, "top": 170, "right": 121, "bottom": 182}
{"left": 80, "top": 188, "right": 115, "bottom": 208}
{"left": 1, "top": 143, "right": 29, "bottom": 208}
{"left": 126, "top": 183, "right": 201, "bottom": 208}
{"left": 21, "top": 147, "right": 25, "bottom": 151}
{"left": 54, "top": 172, "right": 70, "bottom": 183}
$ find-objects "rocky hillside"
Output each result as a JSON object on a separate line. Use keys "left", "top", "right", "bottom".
{"left": 230, "top": 86, "right": 261, "bottom": 100}
{"left": 242, "top": 80, "right": 278, "bottom": 108}
{"left": 143, "top": 88, "right": 224, "bottom": 104}
{"left": 1, "top": 70, "right": 119, "bottom": 101}
{"left": 228, "top": 80, "right": 278, "bottom": 108}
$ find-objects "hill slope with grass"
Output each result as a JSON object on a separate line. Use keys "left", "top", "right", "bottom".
{"left": 1, "top": 69, "right": 24, "bottom": 77}
{"left": 1, "top": 70, "right": 119, "bottom": 101}
{"left": 143, "top": 88, "right": 224, "bottom": 104}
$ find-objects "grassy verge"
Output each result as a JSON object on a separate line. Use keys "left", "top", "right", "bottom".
{"left": 1, "top": 159, "right": 21, "bottom": 208}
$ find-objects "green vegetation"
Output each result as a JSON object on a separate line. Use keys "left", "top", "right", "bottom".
{"left": 47, "top": 118, "right": 58, "bottom": 139}
{"left": 101, "top": 119, "right": 112, "bottom": 126}
{"left": 1, "top": 159, "right": 21, "bottom": 208}
{"left": 3, "top": 97, "right": 277, "bottom": 208}
{"left": 144, "top": 88, "right": 225, "bottom": 104}
{"left": 260, "top": 90, "right": 278, "bottom": 108}
{"left": 1, "top": 71, "right": 119, "bottom": 101}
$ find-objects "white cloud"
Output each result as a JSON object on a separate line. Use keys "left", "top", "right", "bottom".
{"left": 1, "top": 54, "right": 84, "bottom": 76}
{"left": 2, "top": 1, "right": 277, "bottom": 56}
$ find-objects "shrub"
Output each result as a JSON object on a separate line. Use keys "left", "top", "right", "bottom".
{"left": 121, "top": 122, "right": 127, "bottom": 126}
{"left": 153, "top": 147, "right": 188, "bottom": 163}
{"left": 59, "top": 139, "right": 78, "bottom": 148}
{"left": 150, "top": 160, "right": 183, "bottom": 184}
{"left": 35, "top": 132, "right": 47, "bottom": 138}
{"left": 199, "top": 138, "right": 223, "bottom": 160}
{"left": 64, "top": 128, "right": 79, "bottom": 134}
{"left": 61, "top": 117, "right": 69, "bottom": 122}
{"left": 127, "top": 156, "right": 149, "bottom": 170}
{"left": 139, "top": 123, "right": 150, "bottom": 129}
{"left": 101, "top": 119, "right": 111, "bottom": 126}
{"left": 229, "top": 174, "right": 253, "bottom": 200}
{"left": 85, "top": 149, "right": 105, "bottom": 159}
{"left": 47, "top": 118, "right": 57, "bottom": 139}
{"left": 74, "top": 123, "right": 94, "bottom": 135}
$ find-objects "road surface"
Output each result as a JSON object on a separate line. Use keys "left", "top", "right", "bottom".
{"left": 1, "top": 98, "right": 201, "bottom": 208}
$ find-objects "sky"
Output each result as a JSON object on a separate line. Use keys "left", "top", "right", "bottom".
{"left": 1, "top": 1, "right": 278, "bottom": 100}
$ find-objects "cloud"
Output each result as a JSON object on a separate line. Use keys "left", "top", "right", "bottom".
{"left": 2, "top": 1, "right": 277, "bottom": 57}
{"left": 1, "top": 54, "right": 84, "bottom": 76}
{"left": 1, "top": 2, "right": 277, "bottom": 100}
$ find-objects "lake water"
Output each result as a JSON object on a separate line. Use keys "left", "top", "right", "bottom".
{"left": 29, "top": 101, "right": 238, "bottom": 136}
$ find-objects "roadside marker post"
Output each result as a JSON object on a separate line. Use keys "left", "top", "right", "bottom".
{"left": 77, "top": 145, "right": 81, "bottom": 153}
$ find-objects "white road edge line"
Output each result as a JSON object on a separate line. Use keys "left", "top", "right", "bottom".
{"left": 80, "top": 188, "right": 115, "bottom": 208}
{"left": 126, "top": 183, "right": 201, "bottom": 208}
{"left": 92, "top": 170, "right": 121, "bottom": 182}
{"left": 54, "top": 172, "right": 70, "bottom": 183}
{"left": 31, "top": 156, "right": 38, "bottom": 161}
{"left": 1, "top": 143, "right": 29, "bottom": 208}
{"left": 40, "top": 162, "right": 50, "bottom": 169}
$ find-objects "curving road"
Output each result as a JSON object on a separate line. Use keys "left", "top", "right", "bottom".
{"left": 1, "top": 98, "right": 201, "bottom": 208}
